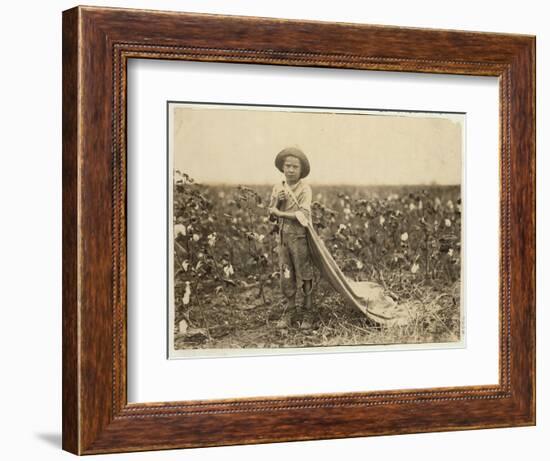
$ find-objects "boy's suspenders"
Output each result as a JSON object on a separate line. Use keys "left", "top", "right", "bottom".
{"left": 283, "top": 182, "right": 301, "bottom": 208}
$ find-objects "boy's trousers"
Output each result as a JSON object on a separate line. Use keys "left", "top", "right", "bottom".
{"left": 278, "top": 219, "right": 314, "bottom": 299}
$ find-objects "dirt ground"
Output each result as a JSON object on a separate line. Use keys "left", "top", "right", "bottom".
{"left": 173, "top": 276, "right": 461, "bottom": 352}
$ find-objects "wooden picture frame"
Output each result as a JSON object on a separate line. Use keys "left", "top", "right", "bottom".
{"left": 62, "top": 5, "right": 535, "bottom": 455}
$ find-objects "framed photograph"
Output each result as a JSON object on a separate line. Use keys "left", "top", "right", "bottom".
{"left": 62, "top": 5, "right": 535, "bottom": 455}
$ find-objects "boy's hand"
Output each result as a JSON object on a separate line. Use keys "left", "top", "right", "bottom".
{"left": 268, "top": 207, "right": 281, "bottom": 218}
{"left": 277, "top": 190, "right": 286, "bottom": 202}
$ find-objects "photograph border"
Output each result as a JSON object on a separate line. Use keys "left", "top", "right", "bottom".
{"left": 166, "top": 100, "right": 467, "bottom": 359}
{"left": 62, "top": 6, "right": 535, "bottom": 454}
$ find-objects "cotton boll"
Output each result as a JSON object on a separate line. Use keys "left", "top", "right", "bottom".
{"left": 182, "top": 281, "right": 191, "bottom": 305}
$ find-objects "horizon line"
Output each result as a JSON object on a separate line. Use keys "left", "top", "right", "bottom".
{"left": 185, "top": 182, "right": 461, "bottom": 188}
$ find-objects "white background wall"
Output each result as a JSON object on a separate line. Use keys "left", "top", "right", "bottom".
{"left": 0, "top": 1, "right": 545, "bottom": 459}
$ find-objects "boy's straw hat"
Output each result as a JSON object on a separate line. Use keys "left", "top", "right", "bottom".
{"left": 275, "top": 147, "right": 310, "bottom": 178}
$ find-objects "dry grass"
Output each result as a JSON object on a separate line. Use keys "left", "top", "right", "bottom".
{"left": 174, "top": 276, "right": 461, "bottom": 351}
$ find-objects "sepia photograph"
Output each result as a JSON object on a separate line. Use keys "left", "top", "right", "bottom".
{"left": 168, "top": 102, "right": 464, "bottom": 358}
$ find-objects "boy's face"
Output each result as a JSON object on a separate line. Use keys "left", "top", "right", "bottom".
{"left": 282, "top": 156, "right": 302, "bottom": 183}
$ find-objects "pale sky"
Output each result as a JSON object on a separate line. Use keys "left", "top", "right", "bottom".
{"left": 171, "top": 104, "right": 463, "bottom": 186}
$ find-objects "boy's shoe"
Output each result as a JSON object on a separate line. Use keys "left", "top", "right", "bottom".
{"left": 275, "top": 315, "right": 290, "bottom": 329}
{"left": 290, "top": 308, "right": 304, "bottom": 327}
{"left": 299, "top": 311, "right": 316, "bottom": 330}
{"left": 269, "top": 299, "right": 292, "bottom": 322}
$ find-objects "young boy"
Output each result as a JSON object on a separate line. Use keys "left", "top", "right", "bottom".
{"left": 268, "top": 147, "right": 314, "bottom": 324}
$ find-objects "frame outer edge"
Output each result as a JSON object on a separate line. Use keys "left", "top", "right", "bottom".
{"left": 77, "top": 6, "right": 119, "bottom": 453}
{"left": 62, "top": 6, "right": 81, "bottom": 455}
{"left": 531, "top": 36, "right": 537, "bottom": 425}
{"left": 524, "top": 36, "right": 537, "bottom": 426}
{"left": 503, "top": 37, "right": 535, "bottom": 424}
{"left": 65, "top": 6, "right": 536, "bottom": 454}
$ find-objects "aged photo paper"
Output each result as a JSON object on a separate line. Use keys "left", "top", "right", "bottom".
{"left": 167, "top": 102, "right": 465, "bottom": 358}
